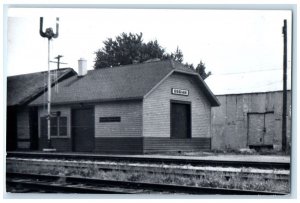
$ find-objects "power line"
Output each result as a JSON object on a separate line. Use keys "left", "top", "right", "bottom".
{"left": 212, "top": 67, "right": 291, "bottom": 76}
{"left": 215, "top": 80, "right": 283, "bottom": 92}
{"left": 49, "top": 55, "right": 67, "bottom": 70}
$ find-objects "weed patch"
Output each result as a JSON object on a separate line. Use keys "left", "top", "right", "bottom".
{"left": 7, "top": 159, "right": 290, "bottom": 194}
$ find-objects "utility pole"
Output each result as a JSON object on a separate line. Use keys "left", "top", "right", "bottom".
{"left": 50, "top": 55, "right": 67, "bottom": 70}
{"left": 282, "top": 19, "right": 287, "bottom": 153}
{"left": 50, "top": 55, "right": 67, "bottom": 93}
{"left": 39, "top": 17, "right": 59, "bottom": 151}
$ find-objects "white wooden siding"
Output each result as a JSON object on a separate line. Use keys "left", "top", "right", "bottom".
{"left": 143, "top": 72, "right": 212, "bottom": 138}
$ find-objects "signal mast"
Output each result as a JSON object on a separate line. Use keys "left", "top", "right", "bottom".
{"left": 39, "top": 17, "right": 59, "bottom": 151}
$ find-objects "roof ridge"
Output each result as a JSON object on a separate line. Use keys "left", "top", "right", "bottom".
{"left": 90, "top": 59, "right": 172, "bottom": 72}
{"left": 8, "top": 67, "right": 74, "bottom": 78}
{"left": 172, "top": 60, "right": 198, "bottom": 74}
{"left": 29, "top": 59, "right": 219, "bottom": 107}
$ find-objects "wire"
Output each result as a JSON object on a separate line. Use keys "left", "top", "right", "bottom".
{"left": 214, "top": 80, "right": 286, "bottom": 93}
{"left": 212, "top": 67, "right": 291, "bottom": 76}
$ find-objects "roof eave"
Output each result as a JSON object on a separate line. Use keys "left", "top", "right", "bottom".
{"left": 11, "top": 68, "right": 76, "bottom": 106}
{"left": 143, "top": 69, "right": 175, "bottom": 99}
{"left": 29, "top": 96, "right": 144, "bottom": 106}
{"left": 173, "top": 70, "right": 220, "bottom": 107}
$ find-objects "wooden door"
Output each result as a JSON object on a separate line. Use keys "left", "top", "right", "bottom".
{"left": 72, "top": 108, "right": 94, "bottom": 152}
{"left": 171, "top": 102, "right": 191, "bottom": 139}
{"left": 248, "top": 112, "right": 274, "bottom": 146}
{"left": 264, "top": 113, "right": 275, "bottom": 145}
{"left": 248, "top": 114, "right": 264, "bottom": 145}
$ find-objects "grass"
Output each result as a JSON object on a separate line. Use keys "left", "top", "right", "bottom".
{"left": 145, "top": 148, "right": 290, "bottom": 156}
{"left": 7, "top": 160, "right": 290, "bottom": 194}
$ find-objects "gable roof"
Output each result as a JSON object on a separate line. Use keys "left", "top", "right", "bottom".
{"left": 30, "top": 60, "right": 219, "bottom": 106}
{"left": 7, "top": 68, "right": 76, "bottom": 106}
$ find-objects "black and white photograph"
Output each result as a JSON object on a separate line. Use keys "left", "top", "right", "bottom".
{"left": 3, "top": 2, "right": 296, "bottom": 199}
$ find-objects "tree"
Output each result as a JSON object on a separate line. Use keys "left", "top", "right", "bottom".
{"left": 195, "top": 60, "right": 211, "bottom": 80}
{"left": 94, "top": 32, "right": 211, "bottom": 79}
{"left": 94, "top": 32, "right": 167, "bottom": 69}
{"left": 140, "top": 40, "right": 166, "bottom": 62}
{"left": 165, "top": 46, "right": 183, "bottom": 63}
{"left": 183, "top": 61, "right": 211, "bottom": 80}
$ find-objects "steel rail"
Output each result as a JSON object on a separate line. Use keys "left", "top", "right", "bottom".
{"left": 7, "top": 180, "right": 131, "bottom": 194}
{"left": 6, "top": 159, "right": 290, "bottom": 182}
{"left": 6, "top": 172, "right": 288, "bottom": 195}
{"left": 6, "top": 152, "right": 290, "bottom": 170}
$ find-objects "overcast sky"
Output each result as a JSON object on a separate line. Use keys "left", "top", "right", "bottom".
{"left": 6, "top": 8, "right": 292, "bottom": 94}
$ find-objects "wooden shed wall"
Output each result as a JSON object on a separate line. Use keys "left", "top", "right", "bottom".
{"left": 211, "top": 91, "right": 291, "bottom": 150}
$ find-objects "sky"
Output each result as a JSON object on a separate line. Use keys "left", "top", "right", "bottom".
{"left": 6, "top": 8, "right": 292, "bottom": 94}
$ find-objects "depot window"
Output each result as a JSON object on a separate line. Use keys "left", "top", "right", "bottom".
{"left": 40, "top": 116, "right": 67, "bottom": 137}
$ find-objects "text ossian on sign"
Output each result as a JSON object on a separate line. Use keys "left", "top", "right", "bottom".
{"left": 171, "top": 88, "right": 189, "bottom": 96}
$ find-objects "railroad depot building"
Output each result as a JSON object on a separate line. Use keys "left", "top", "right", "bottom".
{"left": 6, "top": 68, "right": 76, "bottom": 151}
{"left": 28, "top": 60, "right": 220, "bottom": 154}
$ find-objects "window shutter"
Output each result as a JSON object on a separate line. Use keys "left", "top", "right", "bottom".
{"left": 50, "top": 117, "right": 57, "bottom": 136}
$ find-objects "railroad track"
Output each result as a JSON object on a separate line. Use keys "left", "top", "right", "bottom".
{"left": 6, "top": 172, "right": 287, "bottom": 195}
{"left": 6, "top": 157, "right": 290, "bottom": 183}
{"left": 6, "top": 151, "right": 290, "bottom": 170}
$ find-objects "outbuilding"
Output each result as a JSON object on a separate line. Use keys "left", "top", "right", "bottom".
{"left": 211, "top": 91, "right": 292, "bottom": 151}
{"left": 205, "top": 71, "right": 292, "bottom": 151}
{"left": 30, "top": 60, "right": 219, "bottom": 154}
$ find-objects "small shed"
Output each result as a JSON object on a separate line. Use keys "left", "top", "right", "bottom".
{"left": 205, "top": 73, "right": 292, "bottom": 151}
{"left": 30, "top": 60, "right": 219, "bottom": 154}
{"left": 211, "top": 91, "right": 291, "bottom": 151}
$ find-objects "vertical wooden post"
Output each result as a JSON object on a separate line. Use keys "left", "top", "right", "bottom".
{"left": 282, "top": 19, "right": 287, "bottom": 152}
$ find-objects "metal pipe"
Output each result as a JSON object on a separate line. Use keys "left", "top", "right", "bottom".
{"left": 47, "top": 39, "right": 52, "bottom": 148}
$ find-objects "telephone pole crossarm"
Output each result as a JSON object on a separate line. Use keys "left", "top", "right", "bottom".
{"left": 50, "top": 55, "right": 67, "bottom": 69}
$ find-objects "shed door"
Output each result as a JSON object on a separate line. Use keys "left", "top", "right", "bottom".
{"left": 248, "top": 113, "right": 274, "bottom": 146}
{"left": 264, "top": 113, "right": 275, "bottom": 145}
{"left": 171, "top": 102, "right": 191, "bottom": 139}
{"left": 72, "top": 108, "right": 94, "bottom": 152}
{"left": 248, "top": 114, "right": 264, "bottom": 145}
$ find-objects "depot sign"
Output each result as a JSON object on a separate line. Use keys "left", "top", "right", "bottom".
{"left": 171, "top": 88, "right": 189, "bottom": 96}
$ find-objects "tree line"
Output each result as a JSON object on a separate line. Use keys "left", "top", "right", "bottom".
{"left": 94, "top": 32, "right": 211, "bottom": 80}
